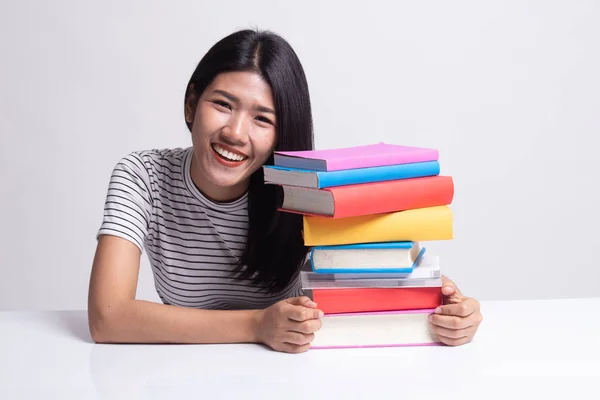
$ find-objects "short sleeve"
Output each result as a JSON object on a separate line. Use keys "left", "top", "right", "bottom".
{"left": 97, "top": 153, "right": 153, "bottom": 252}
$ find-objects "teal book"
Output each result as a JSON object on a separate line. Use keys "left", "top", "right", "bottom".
{"left": 263, "top": 160, "right": 440, "bottom": 189}
{"left": 309, "top": 241, "right": 426, "bottom": 274}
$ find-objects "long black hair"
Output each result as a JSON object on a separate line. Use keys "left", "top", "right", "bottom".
{"left": 184, "top": 29, "right": 314, "bottom": 292}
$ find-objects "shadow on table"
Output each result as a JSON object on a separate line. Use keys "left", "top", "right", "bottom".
{"left": 51, "top": 310, "right": 94, "bottom": 343}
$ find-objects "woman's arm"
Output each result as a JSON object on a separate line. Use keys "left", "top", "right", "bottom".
{"left": 88, "top": 235, "right": 323, "bottom": 351}
{"left": 87, "top": 235, "right": 260, "bottom": 344}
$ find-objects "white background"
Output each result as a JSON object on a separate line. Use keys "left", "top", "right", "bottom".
{"left": 1, "top": 0, "right": 598, "bottom": 310}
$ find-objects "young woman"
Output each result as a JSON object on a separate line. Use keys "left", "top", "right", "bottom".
{"left": 87, "top": 29, "right": 482, "bottom": 353}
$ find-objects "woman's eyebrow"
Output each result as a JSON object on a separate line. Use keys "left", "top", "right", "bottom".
{"left": 255, "top": 105, "right": 275, "bottom": 115}
{"left": 212, "top": 89, "right": 239, "bottom": 103}
{"left": 212, "top": 89, "right": 275, "bottom": 115}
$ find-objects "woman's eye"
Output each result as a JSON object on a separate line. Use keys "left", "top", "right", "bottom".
{"left": 213, "top": 100, "right": 231, "bottom": 110}
{"left": 256, "top": 116, "right": 274, "bottom": 125}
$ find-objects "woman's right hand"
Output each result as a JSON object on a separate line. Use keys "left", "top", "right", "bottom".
{"left": 253, "top": 296, "right": 324, "bottom": 353}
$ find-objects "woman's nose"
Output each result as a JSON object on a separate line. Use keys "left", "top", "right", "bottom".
{"left": 222, "top": 113, "right": 249, "bottom": 144}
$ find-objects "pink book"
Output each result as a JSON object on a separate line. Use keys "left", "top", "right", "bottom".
{"left": 273, "top": 142, "right": 439, "bottom": 172}
{"left": 309, "top": 309, "right": 443, "bottom": 349}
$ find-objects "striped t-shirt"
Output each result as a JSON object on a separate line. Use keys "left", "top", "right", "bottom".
{"left": 97, "top": 147, "right": 304, "bottom": 309}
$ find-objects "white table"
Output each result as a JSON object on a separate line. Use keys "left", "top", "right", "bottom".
{"left": 1, "top": 298, "right": 599, "bottom": 399}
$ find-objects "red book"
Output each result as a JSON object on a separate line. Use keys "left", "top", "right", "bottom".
{"left": 277, "top": 175, "right": 454, "bottom": 218}
{"left": 312, "top": 286, "right": 443, "bottom": 314}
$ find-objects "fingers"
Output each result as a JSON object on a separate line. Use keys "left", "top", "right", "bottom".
{"left": 440, "top": 275, "right": 454, "bottom": 289}
{"left": 436, "top": 333, "right": 473, "bottom": 347}
{"left": 287, "top": 304, "right": 324, "bottom": 322}
{"left": 284, "top": 331, "right": 315, "bottom": 346}
{"left": 435, "top": 299, "right": 476, "bottom": 318}
{"left": 429, "top": 313, "right": 471, "bottom": 330}
{"left": 285, "top": 297, "right": 323, "bottom": 322}
{"left": 429, "top": 307, "right": 482, "bottom": 329}
{"left": 442, "top": 285, "right": 455, "bottom": 296}
{"left": 430, "top": 321, "right": 478, "bottom": 346}
{"left": 278, "top": 342, "right": 312, "bottom": 354}
{"left": 286, "top": 296, "right": 317, "bottom": 308}
{"left": 269, "top": 330, "right": 315, "bottom": 354}
{"left": 440, "top": 275, "right": 463, "bottom": 298}
{"left": 440, "top": 276, "right": 455, "bottom": 296}
{"left": 290, "top": 318, "right": 322, "bottom": 334}
{"left": 430, "top": 324, "right": 473, "bottom": 340}
{"left": 261, "top": 297, "right": 324, "bottom": 354}
{"left": 429, "top": 298, "right": 483, "bottom": 346}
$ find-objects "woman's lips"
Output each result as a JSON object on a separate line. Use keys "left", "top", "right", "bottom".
{"left": 211, "top": 143, "right": 248, "bottom": 167}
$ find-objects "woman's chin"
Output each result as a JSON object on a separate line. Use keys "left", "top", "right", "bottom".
{"left": 209, "top": 174, "right": 250, "bottom": 192}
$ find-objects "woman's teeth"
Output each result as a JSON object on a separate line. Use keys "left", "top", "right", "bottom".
{"left": 212, "top": 144, "right": 246, "bottom": 162}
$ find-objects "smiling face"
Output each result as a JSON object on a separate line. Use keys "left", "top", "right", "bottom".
{"left": 186, "top": 71, "right": 278, "bottom": 202}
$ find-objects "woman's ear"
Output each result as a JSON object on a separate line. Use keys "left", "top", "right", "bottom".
{"left": 185, "top": 84, "right": 198, "bottom": 125}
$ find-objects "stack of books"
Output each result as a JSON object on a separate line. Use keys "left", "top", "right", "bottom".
{"left": 263, "top": 142, "right": 454, "bottom": 349}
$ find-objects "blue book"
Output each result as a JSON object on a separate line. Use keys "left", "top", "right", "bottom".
{"left": 263, "top": 160, "right": 439, "bottom": 189}
{"left": 309, "top": 241, "right": 426, "bottom": 274}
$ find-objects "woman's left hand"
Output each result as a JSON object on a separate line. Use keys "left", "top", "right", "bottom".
{"left": 428, "top": 275, "right": 483, "bottom": 346}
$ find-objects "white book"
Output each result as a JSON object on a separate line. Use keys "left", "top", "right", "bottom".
{"left": 310, "top": 309, "right": 441, "bottom": 349}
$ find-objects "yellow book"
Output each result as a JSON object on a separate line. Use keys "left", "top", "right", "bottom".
{"left": 303, "top": 205, "right": 453, "bottom": 246}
